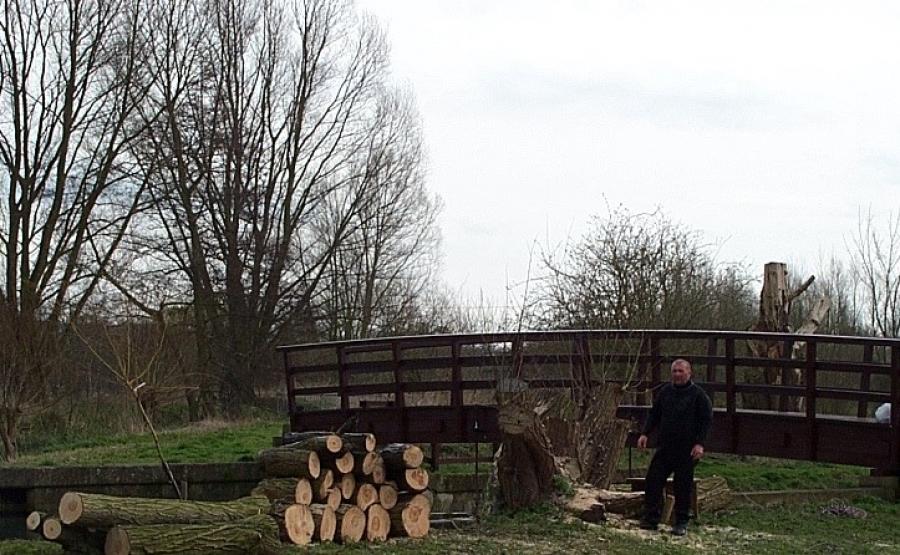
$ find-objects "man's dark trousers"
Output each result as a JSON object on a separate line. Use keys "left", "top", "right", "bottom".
{"left": 643, "top": 446, "right": 695, "bottom": 525}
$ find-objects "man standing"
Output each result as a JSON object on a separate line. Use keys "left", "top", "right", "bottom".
{"left": 637, "top": 358, "right": 713, "bottom": 536}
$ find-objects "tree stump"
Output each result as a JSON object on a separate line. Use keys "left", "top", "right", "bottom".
{"left": 496, "top": 401, "right": 556, "bottom": 511}
{"left": 104, "top": 513, "right": 281, "bottom": 555}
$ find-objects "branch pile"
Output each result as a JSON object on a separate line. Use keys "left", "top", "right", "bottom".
{"left": 25, "top": 432, "right": 432, "bottom": 554}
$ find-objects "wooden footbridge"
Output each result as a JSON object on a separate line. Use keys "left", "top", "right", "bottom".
{"left": 278, "top": 330, "right": 900, "bottom": 475}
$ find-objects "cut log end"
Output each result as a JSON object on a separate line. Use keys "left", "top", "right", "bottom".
{"left": 58, "top": 492, "right": 84, "bottom": 525}
{"left": 25, "top": 511, "right": 43, "bottom": 532}
{"left": 41, "top": 517, "right": 62, "bottom": 541}
{"left": 284, "top": 504, "right": 315, "bottom": 545}
{"left": 105, "top": 526, "right": 130, "bottom": 555}
{"left": 336, "top": 505, "right": 366, "bottom": 543}
{"left": 366, "top": 504, "right": 391, "bottom": 541}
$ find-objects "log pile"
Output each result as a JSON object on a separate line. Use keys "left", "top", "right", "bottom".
{"left": 25, "top": 432, "right": 432, "bottom": 554}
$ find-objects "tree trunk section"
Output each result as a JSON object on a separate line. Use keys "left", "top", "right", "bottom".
{"left": 310, "top": 504, "right": 336, "bottom": 542}
{"left": 351, "top": 451, "right": 378, "bottom": 477}
{"left": 390, "top": 467, "right": 429, "bottom": 492}
{"left": 318, "top": 488, "right": 341, "bottom": 511}
{"left": 378, "top": 482, "right": 398, "bottom": 510}
{"left": 58, "top": 492, "right": 271, "bottom": 527}
{"left": 580, "top": 419, "right": 630, "bottom": 489}
{"left": 334, "top": 504, "right": 366, "bottom": 543}
{"left": 26, "top": 511, "right": 45, "bottom": 532}
{"left": 270, "top": 503, "right": 314, "bottom": 545}
{"left": 388, "top": 496, "right": 431, "bottom": 538}
{"left": 104, "top": 513, "right": 281, "bottom": 555}
{"left": 321, "top": 451, "right": 354, "bottom": 474}
{"left": 350, "top": 482, "right": 379, "bottom": 511}
{"left": 281, "top": 433, "right": 343, "bottom": 454}
{"left": 338, "top": 472, "right": 356, "bottom": 500}
{"left": 365, "top": 504, "right": 390, "bottom": 541}
{"left": 340, "top": 433, "right": 376, "bottom": 453}
{"left": 496, "top": 402, "right": 556, "bottom": 511}
{"left": 250, "top": 477, "right": 312, "bottom": 505}
{"left": 42, "top": 517, "right": 105, "bottom": 554}
{"left": 380, "top": 443, "right": 424, "bottom": 470}
{"left": 257, "top": 446, "right": 320, "bottom": 479}
{"left": 311, "top": 470, "right": 335, "bottom": 500}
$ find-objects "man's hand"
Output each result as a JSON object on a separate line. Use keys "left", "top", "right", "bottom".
{"left": 691, "top": 444, "right": 705, "bottom": 460}
{"left": 637, "top": 434, "right": 649, "bottom": 449}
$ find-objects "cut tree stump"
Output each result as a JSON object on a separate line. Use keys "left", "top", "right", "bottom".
{"left": 334, "top": 504, "right": 366, "bottom": 543}
{"left": 365, "top": 504, "right": 391, "bottom": 541}
{"left": 388, "top": 495, "right": 431, "bottom": 538}
{"left": 380, "top": 443, "right": 424, "bottom": 470}
{"left": 257, "top": 446, "right": 321, "bottom": 479}
{"left": 251, "top": 477, "right": 312, "bottom": 504}
{"left": 58, "top": 492, "right": 271, "bottom": 527}
{"left": 496, "top": 401, "right": 556, "bottom": 511}
{"left": 104, "top": 513, "right": 281, "bottom": 555}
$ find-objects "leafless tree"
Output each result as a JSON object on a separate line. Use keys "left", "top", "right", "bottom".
{"left": 118, "top": 0, "right": 428, "bottom": 417}
{"left": 317, "top": 87, "right": 441, "bottom": 340}
{"left": 0, "top": 0, "right": 153, "bottom": 459}
{"left": 535, "top": 205, "right": 756, "bottom": 331}
{"left": 848, "top": 208, "right": 900, "bottom": 338}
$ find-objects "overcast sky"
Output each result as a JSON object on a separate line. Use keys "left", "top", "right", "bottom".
{"left": 360, "top": 0, "right": 900, "bottom": 307}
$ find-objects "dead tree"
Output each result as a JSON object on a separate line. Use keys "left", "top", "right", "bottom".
{"left": 746, "top": 262, "right": 831, "bottom": 411}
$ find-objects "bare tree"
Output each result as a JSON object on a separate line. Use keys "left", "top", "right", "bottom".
{"left": 317, "top": 87, "right": 441, "bottom": 340}
{"left": 0, "top": 0, "right": 152, "bottom": 459}
{"left": 120, "top": 0, "right": 427, "bottom": 417}
{"left": 536, "top": 205, "right": 756, "bottom": 331}
{"left": 848, "top": 208, "right": 900, "bottom": 338}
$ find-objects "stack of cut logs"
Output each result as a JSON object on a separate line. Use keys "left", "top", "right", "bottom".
{"left": 25, "top": 432, "right": 432, "bottom": 555}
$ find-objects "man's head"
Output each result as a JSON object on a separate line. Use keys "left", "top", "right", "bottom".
{"left": 671, "top": 358, "right": 692, "bottom": 385}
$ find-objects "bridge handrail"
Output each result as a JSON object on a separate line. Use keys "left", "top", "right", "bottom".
{"left": 279, "top": 329, "right": 900, "bottom": 473}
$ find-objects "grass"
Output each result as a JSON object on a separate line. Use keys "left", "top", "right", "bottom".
{"left": 2, "top": 418, "right": 898, "bottom": 554}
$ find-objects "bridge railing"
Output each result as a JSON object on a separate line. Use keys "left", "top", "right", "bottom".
{"left": 278, "top": 330, "right": 900, "bottom": 474}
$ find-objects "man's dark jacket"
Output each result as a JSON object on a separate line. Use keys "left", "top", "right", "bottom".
{"left": 642, "top": 381, "right": 712, "bottom": 451}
